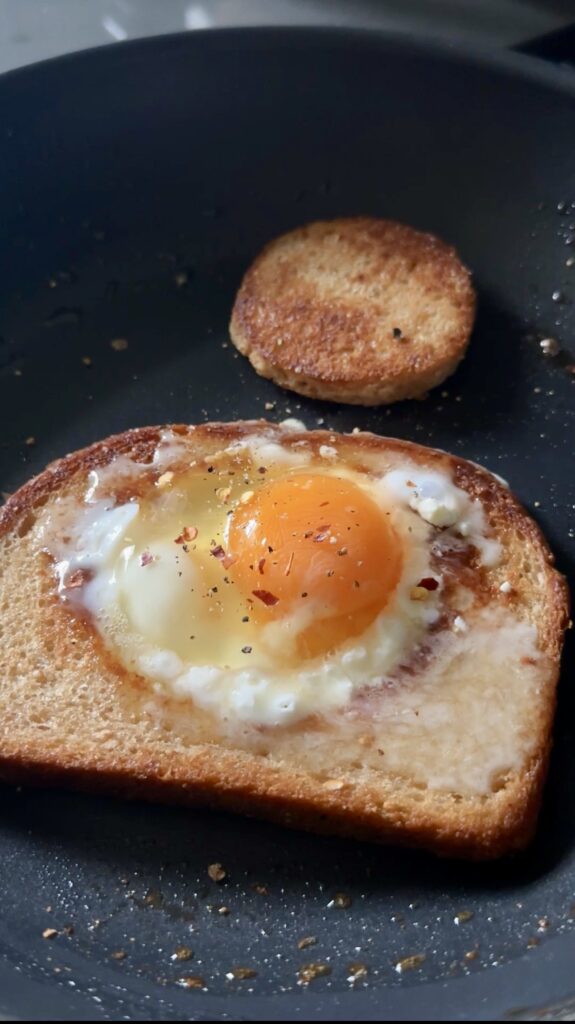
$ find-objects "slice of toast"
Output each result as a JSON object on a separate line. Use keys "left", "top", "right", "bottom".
{"left": 230, "top": 218, "right": 476, "bottom": 405}
{"left": 0, "top": 422, "right": 567, "bottom": 859}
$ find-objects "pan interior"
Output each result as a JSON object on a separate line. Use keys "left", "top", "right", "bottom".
{"left": 0, "top": 27, "right": 574, "bottom": 1021}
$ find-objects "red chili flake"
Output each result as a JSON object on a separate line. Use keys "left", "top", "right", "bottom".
{"left": 258, "top": 557, "right": 266, "bottom": 575}
{"left": 314, "top": 532, "right": 329, "bottom": 543}
{"left": 65, "top": 568, "right": 90, "bottom": 589}
{"left": 211, "top": 545, "right": 226, "bottom": 560}
{"left": 140, "top": 551, "right": 155, "bottom": 567}
{"left": 418, "top": 577, "right": 439, "bottom": 591}
{"left": 252, "top": 589, "right": 279, "bottom": 607}
{"left": 175, "top": 526, "right": 198, "bottom": 544}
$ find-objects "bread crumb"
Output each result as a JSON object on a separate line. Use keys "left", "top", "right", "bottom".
{"left": 328, "top": 892, "right": 352, "bottom": 909}
{"left": 25, "top": 436, "right": 36, "bottom": 446}
{"left": 297, "top": 962, "right": 331, "bottom": 985}
{"left": 499, "top": 580, "right": 512, "bottom": 594}
{"left": 226, "top": 967, "right": 257, "bottom": 981}
{"left": 322, "top": 779, "right": 344, "bottom": 791}
{"left": 176, "top": 976, "right": 204, "bottom": 989}
{"left": 42, "top": 928, "right": 58, "bottom": 940}
{"left": 264, "top": 401, "right": 276, "bottom": 411}
{"left": 82, "top": 356, "right": 92, "bottom": 366}
{"left": 111, "top": 950, "right": 127, "bottom": 960}
{"left": 454, "top": 910, "right": 474, "bottom": 925}
{"left": 395, "top": 953, "right": 426, "bottom": 973}
{"left": 410, "top": 586, "right": 429, "bottom": 601}
{"left": 297, "top": 936, "right": 317, "bottom": 950}
{"left": 540, "top": 337, "right": 560, "bottom": 356}
{"left": 171, "top": 946, "right": 193, "bottom": 962}
{"left": 347, "top": 962, "right": 368, "bottom": 981}
{"left": 110, "top": 338, "right": 128, "bottom": 351}
{"left": 208, "top": 862, "right": 227, "bottom": 882}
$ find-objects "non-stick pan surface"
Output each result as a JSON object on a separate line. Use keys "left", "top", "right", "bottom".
{"left": 1, "top": 27, "right": 575, "bottom": 1021}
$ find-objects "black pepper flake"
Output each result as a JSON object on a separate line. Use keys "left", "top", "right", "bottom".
{"left": 258, "top": 466, "right": 267, "bottom": 474}
{"left": 207, "top": 466, "right": 214, "bottom": 473}
{"left": 393, "top": 326, "right": 402, "bottom": 338}
{"left": 242, "top": 616, "right": 249, "bottom": 622}
{"left": 242, "top": 646, "right": 253, "bottom": 654}
{"left": 301, "top": 591, "right": 308, "bottom": 598}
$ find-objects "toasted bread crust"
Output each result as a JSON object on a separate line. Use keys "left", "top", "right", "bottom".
{"left": 230, "top": 219, "right": 476, "bottom": 405}
{"left": 0, "top": 423, "right": 568, "bottom": 859}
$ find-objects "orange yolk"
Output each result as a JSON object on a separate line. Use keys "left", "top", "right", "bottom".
{"left": 227, "top": 473, "right": 402, "bottom": 657}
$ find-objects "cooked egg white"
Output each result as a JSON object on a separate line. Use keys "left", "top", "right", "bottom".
{"left": 39, "top": 428, "right": 501, "bottom": 729}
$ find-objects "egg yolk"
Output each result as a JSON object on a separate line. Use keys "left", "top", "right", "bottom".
{"left": 227, "top": 473, "right": 402, "bottom": 657}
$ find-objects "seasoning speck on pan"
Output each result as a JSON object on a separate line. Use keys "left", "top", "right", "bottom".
{"left": 207, "top": 862, "right": 227, "bottom": 882}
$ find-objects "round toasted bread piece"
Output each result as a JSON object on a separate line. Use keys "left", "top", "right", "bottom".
{"left": 230, "top": 218, "right": 476, "bottom": 405}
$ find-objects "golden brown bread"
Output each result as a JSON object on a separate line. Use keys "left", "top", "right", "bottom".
{"left": 230, "top": 218, "right": 476, "bottom": 405}
{"left": 0, "top": 422, "right": 568, "bottom": 859}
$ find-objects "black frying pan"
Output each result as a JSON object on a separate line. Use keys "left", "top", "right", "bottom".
{"left": 1, "top": 26, "right": 575, "bottom": 1022}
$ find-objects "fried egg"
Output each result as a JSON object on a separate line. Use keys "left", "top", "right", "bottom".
{"left": 39, "top": 423, "right": 501, "bottom": 728}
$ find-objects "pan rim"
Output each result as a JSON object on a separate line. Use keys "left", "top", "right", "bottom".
{"left": 0, "top": 22, "right": 574, "bottom": 100}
